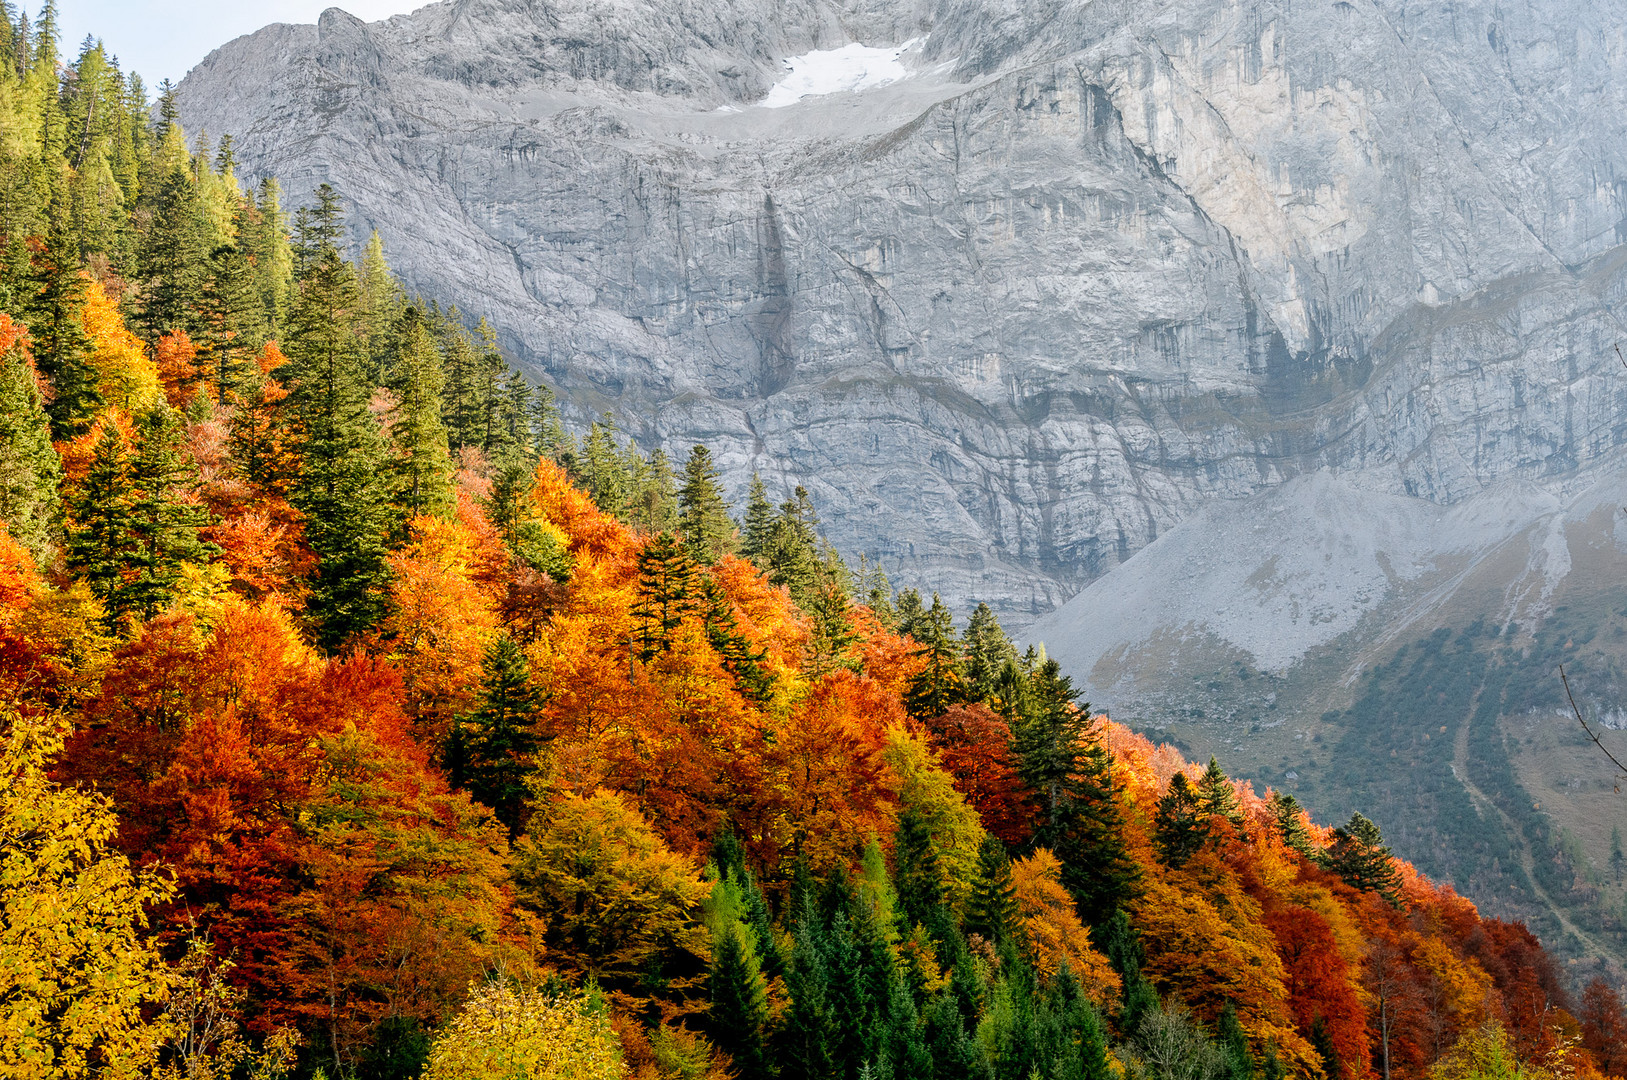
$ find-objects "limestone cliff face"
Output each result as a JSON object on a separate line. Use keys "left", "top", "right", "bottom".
{"left": 176, "top": 0, "right": 1627, "bottom": 624}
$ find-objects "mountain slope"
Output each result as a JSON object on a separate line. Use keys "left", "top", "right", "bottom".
{"left": 175, "top": 0, "right": 1627, "bottom": 623}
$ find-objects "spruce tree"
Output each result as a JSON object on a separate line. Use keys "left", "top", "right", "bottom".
{"left": 701, "top": 576, "right": 775, "bottom": 704}
{"left": 709, "top": 924, "right": 769, "bottom": 1080}
{"left": 198, "top": 240, "right": 262, "bottom": 402}
{"left": 356, "top": 230, "right": 401, "bottom": 380}
{"left": 626, "top": 447, "right": 678, "bottom": 534}
{"left": 1326, "top": 812, "right": 1403, "bottom": 906}
{"left": 65, "top": 419, "right": 133, "bottom": 616}
{"left": 1218, "top": 1002, "right": 1252, "bottom": 1080}
{"left": 462, "top": 633, "right": 543, "bottom": 834}
{"left": 1309, "top": 1016, "right": 1339, "bottom": 1080}
{"left": 904, "top": 593, "right": 965, "bottom": 719}
{"left": 24, "top": 202, "right": 100, "bottom": 437}
{"left": 0, "top": 334, "right": 63, "bottom": 564}
{"left": 780, "top": 915, "right": 835, "bottom": 1080}
{"left": 962, "top": 602, "right": 1018, "bottom": 703}
{"left": 893, "top": 807, "right": 950, "bottom": 937}
{"left": 677, "top": 444, "right": 734, "bottom": 562}
{"left": 825, "top": 911, "right": 873, "bottom": 1079}
{"left": 893, "top": 588, "right": 927, "bottom": 641}
{"left": 119, "top": 401, "right": 216, "bottom": 621}
{"left": 1270, "top": 791, "right": 1316, "bottom": 858}
{"left": 284, "top": 184, "right": 394, "bottom": 649}
{"left": 135, "top": 164, "right": 210, "bottom": 342}
{"left": 631, "top": 532, "right": 702, "bottom": 659}
{"left": 738, "top": 473, "right": 774, "bottom": 563}
{"left": 387, "top": 305, "right": 453, "bottom": 522}
{"left": 803, "top": 576, "right": 858, "bottom": 679}
{"left": 964, "top": 835, "right": 1020, "bottom": 946}
{"left": 1153, "top": 773, "right": 1205, "bottom": 868}
{"left": 1196, "top": 757, "right": 1243, "bottom": 828}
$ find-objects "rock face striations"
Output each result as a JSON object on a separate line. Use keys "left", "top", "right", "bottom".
{"left": 176, "top": 0, "right": 1627, "bottom": 625}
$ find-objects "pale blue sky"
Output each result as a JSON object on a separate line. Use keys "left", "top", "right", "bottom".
{"left": 53, "top": 0, "right": 421, "bottom": 88}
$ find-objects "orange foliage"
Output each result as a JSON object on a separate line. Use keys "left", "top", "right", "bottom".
{"left": 155, "top": 328, "right": 203, "bottom": 406}
{"left": 1011, "top": 847, "right": 1121, "bottom": 1006}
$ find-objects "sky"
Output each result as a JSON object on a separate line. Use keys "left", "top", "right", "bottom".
{"left": 54, "top": 0, "right": 422, "bottom": 88}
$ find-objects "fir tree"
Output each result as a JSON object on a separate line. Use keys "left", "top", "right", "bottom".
{"left": 701, "top": 576, "right": 775, "bottom": 704}
{"left": 709, "top": 924, "right": 769, "bottom": 1080}
{"left": 1218, "top": 1002, "right": 1252, "bottom": 1080}
{"left": 1326, "top": 812, "right": 1403, "bottom": 906}
{"left": 198, "top": 240, "right": 262, "bottom": 402}
{"left": 626, "top": 447, "right": 678, "bottom": 535}
{"left": 893, "top": 588, "right": 927, "bottom": 641}
{"left": 1094, "top": 910, "right": 1157, "bottom": 1035}
{"left": 631, "top": 532, "right": 701, "bottom": 659}
{"left": 1153, "top": 773, "right": 1205, "bottom": 868}
{"left": 461, "top": 633, "right": 543, "bottom": 835}
{"left": 825, "top": 911, "right": 873, "bottom": 1079}
{"left": 963, "top": 835, "right": 1020, "bottom": 946}
{"left": 356, "top": 230, "right": 400, "bottom": 380}
{"left": 387, "top": 306, "right": 453, "bottom": 522}
{"left": 677, "top": 444, "right": 734, "bottom": 562}
{"left": 135, "top": 164, "right": 210, "bottom": 342}
{"left": 1309, "top": 1016, "right": 1340, "bottom": 1080}
{"left": 65, "top": 419, "right": 133, "bottom": 616}
{"left": 283, "top": 184, "right": 393, "bottom": 649}
{"left": 780, "top": 916, "right": 835, "bottom": 1080}
{"left": 893, "top": 807, "right": 950, "bottom": 937}
{"left": 579, "top": 416, "right": 630, "bottom": 519}
{"left": 0, "top": 333, "right": 63, "bottom": 564}
{"left": 803, "top": 576, "right": 858, "bottom": 679}
{"left": 119, "top": 402, "right": 216, "bottom": 621}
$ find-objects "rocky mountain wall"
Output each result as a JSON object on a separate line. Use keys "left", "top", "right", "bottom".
{"left": 176, "top": 0, "right": 1627, "bottom": 623}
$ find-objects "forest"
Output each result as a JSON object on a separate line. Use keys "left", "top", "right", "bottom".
{"left": 0, "top": 5, "right": 1625, "bottom": 1080}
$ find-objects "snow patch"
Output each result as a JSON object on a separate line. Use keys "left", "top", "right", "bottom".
{"left": 759, "top": 40, "right": 920, "bottom": 108}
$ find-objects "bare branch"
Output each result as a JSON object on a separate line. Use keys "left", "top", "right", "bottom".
{"left": 1559, "top": 664, "right": 1627, "bottom": 793}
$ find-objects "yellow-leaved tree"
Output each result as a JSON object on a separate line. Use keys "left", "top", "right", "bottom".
{"left": 0, "top": 707, "right": 174, "bottom": 1079}
{"left": 423, "top": 982, "right": 625, "bottom": 1080}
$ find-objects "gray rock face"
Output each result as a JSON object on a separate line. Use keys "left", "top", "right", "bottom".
{"left": 175, "top": 0, "right": 1627, "bottom": 625}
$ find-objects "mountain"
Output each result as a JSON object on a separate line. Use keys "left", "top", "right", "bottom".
{"left": 174, "top": 0, "right": 1627, "bottom": 628}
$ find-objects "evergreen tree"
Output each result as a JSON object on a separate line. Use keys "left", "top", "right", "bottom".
{"left": 1325, "top": 812, "right": 1403, "bottom": 906}
{"left": 356, "top": 230, "right": 400, "bottom": 380}
{"left": 461, "top": 633, "right": 543, "bottom": 835}
{"left": 1218, "top": 1002, "right": 1252, "bottom": 1080}
{"left": 135, "top": 163, "right": 209, "bottom": 342}
{"left": 0, "top": 333, "right": 62, "bottom": 564}
{"left": 64, "top": 419, "right": 132, "bottom": 616}
{"left": 677, "top": 444, "right": 734, "bottom": 562}
{"left": 24, "top": 202, "right": 100, "bottom": 437}
{"left": 626, "top": 447, "right": 678, "bottom": 535}
{"left": 246, "top": 178, "right": 294, "bottom": 335}
{"left": 738, "top": 473, "right": 774, "bottom": 563}
{"left": 578, "top": 416, "right": 630, "bottom": 519}
{"left": 708, "top": 924, "right": 769, "bottom": 1080}
{"left": 631, "top": 532, "right": 701, "bottom": 659}
{"left": 1612, "top": 825, "right": 1624, "bottom": 885}
{"left": 283, "top": 184, "right": 393, "bottom": 649}
{"left": 701, "top": 576, "right": 775, "bottom": 704}
{"left": 962, "top": 602, "right": 1018, "bottom": 703}
{"left": 825, "top": 911, "right": 873, "bottom": 1079}
{"left": 893, "top": 807, "right": 950, "bottom": 938}
{"left": 198, "top": 239, "right": 262, "bottom": 402}
{"left": 893, "top": 588, "right": 927, "bottom": 641}
{"left": 1013, "top": 658, "right": 1140, "bottom": 925}
{"left": 387, "top": 306, "right": 453, "bottom": 522}
{"left": 780, "top": 916, "right": 834, "bottom": 1080}
{"left": 1309, "top": 1016, "right": 1339, "bottom": 1080}
{"left": 1153, "top": 773, "right": 1205, "bottom": 868}
{"left": 1270, "top": 791, "right": 1316, "bottom": 859}
{"left": 904, "top": 593, "right": 965, "bottom": 720}
{"left": 963, "top": 835, "right": 1020, "bottom": 946}
{"left": 1094, "top": 910, "right": 1157, "bottom": 1035}
{"left": 1196, "top": 757, "right": 1243, "bottom": 828}
{"left": 803, "top": 575, "right": 858, "bottom": 679}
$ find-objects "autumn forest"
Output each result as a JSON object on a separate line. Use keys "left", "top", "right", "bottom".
{"left": 0, "top": 6, "right": 1624, "bottom": 1080}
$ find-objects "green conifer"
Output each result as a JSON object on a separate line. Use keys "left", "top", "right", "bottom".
{"left": 1196, "top": 757, "right": 1243, "bottom": 827}
{"left": 964, "top": 835, "right": 1020, "bottom": 946}
{"left": 1326, "top": 812, "right": 1404, "bottom": 906}
{"left": 738, "top": 473, "right": 775, "bottom": 563}
{"left": 24, "top": 202, "right": 100, "bottom": 437}
{"left": 677, "top": 444, "right": 734, "bottom": 562}
{"left": 905, "top": 593, "right": 965, "bottom": 720}
{"left": 387, "top": 306, "right": 453, "bottom": 522}
{"left": 0, "top": 335, "right": 62, "bottom": 564}
{"left": 1218, "top": 1002, "right": 1252, "bottom": 1080}
{"left": 962, "top": 602, "right": 1018, "bottom": 703}
{"left": 462, "top": 633, "right": 543, "bottom": 835}
{"left": 709, "top": 923, "right": 770, "bottom": 1080}
{"left": 631, "top": 532, "right": 701, "bottom": 658}
{"left": 1270, "top": 791, "right": 1316, "bottom": 858}
{"left": 780, "top": 916, "right": 834, "bottom": 1080}
{"left": 1154, "top": 773, "right": 1205, "bottom": 868}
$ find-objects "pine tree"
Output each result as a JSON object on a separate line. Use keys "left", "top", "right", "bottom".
{"left": 631, "top": 532, "right": 701, "bottom": 658}
{"left": 709, "top": 924, "right": 770, "bottom": 1080}
{"left": 462, "top": 633, "right": 543, "bottom": 835}
{"left": 284, "top": 184, "right": 394, "bottom": 649}
{"left": 1326, "top": 812, "right": 1403, "bottom": 906}
{"left": 677, "top": 444, "right": 734, "bottom": 562}
{"left": 905, "top": 593, "right": 965, "bottom": 720}
{"left": 24, "top": 203, "right": 100, "bottom": 437}
{"left": 1153, "top": 773, "right": 1205, "bottom": 868}
{"left": 738, "top": 473, "right": 775, "bottom": 563}
{"left": 1270, "top": 791, "right": 1316, "bottom": 858}
{"left": 387, "top": 305, "right": 453, "bottom": 522}
{"left": 762, "top": 486, "right": 821, "bottom": 599}
{"left": 0, "top": 333, "right": 62, "bottom": 564}
{"left": 963, "top": 835, "right": 1020, "bottom": 946}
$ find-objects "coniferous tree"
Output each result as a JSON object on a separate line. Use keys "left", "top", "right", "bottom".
{"left": 24, "top": 203, "right": 100, "bottom": 437}
{"left": 701, "top": 576, "right": 775, "bottom": 704}
{"left": 387, "top": 306, "right": 453, "bottom": 522}
{"left": 708, "top": 924, "right": 769, "bottom": 1080}
{"left": 1325, "top": 812, "right": 1403, "bottom": 906}
{"left": 120, "top": 401, "right": 215, "bottom": 620}
{"left": 1218, "top": 1002, "right": 1252, "bottom": 1080}
{"left": 780, "top": 915, "right": 835, "bottom": 1080}
{"left": 135, "top": 163, "right": 210, "bottom": 342}
{"left": 738, "top": 473, "right": 774, "bottom": 563}
{"left": 1153, "top": 773, "right": 1205, "bottom": 868}
{"left": 904, "top": 593, "right": 965, "bottom": 720}
{"left": 963, "top": 835, "right": 1020, "bottom": 947}
{"left": 893, "top": 808, "right": 950, "bottom": 939}
{"left": 1309, "top": 1016, "right": 1339, "bottom": 1080}
{"left": 283, "top": 184, "right": 394, "bottom": 649}
{"left": 0, "top": 332, "right": 63, "bottom": 563}
{"left": 1270, "top": 791, "right": 1316, "bottom": 858}
{"left": 245, "top": 177, "right": 294, "bottom": 335}
{"left": 65, "top": 419, "right": 132, "bottom": 615}
{"left": 1013, "top": 658, "right": 1139, "bottom": 925}
{"left": 356, "top": 230, "right": 400, "bottom": 380}
{"left": 631, "top": 532, "right": 701, "bottom": 658}
{"left": 962, "top": 602, "right": 1018, "bottom": 703}
{"left": 578, "top": 417, "right": 630, "bottom": 519}
{"left": 893, "top": 588, "right": 927, "bottom": 641}
{"left": 1195, "top": 757, "right": 1243, "bottom": 829}
{"left": 825, "top": 911, "right": 872, "bottom": 1080}
{"left": 1612, "top": 825, "right": 1624, "bottom": 885}
{"left": 461, "top": 633, "right": 543, "bottom": 834}
{"left": 198, "top": 239, "right": 261, "bottom": 402}
{"left": 677, "top": 444, "right": 734, "bottom": 562}
{"left": 626, "top": 447, "right": 678, "bottom": 535}
{"left": 1094, "top": 909, "right": 1157, "bottom": 1035}
{"left": 803, "top": 575, "right": 858, "bottom": 679}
